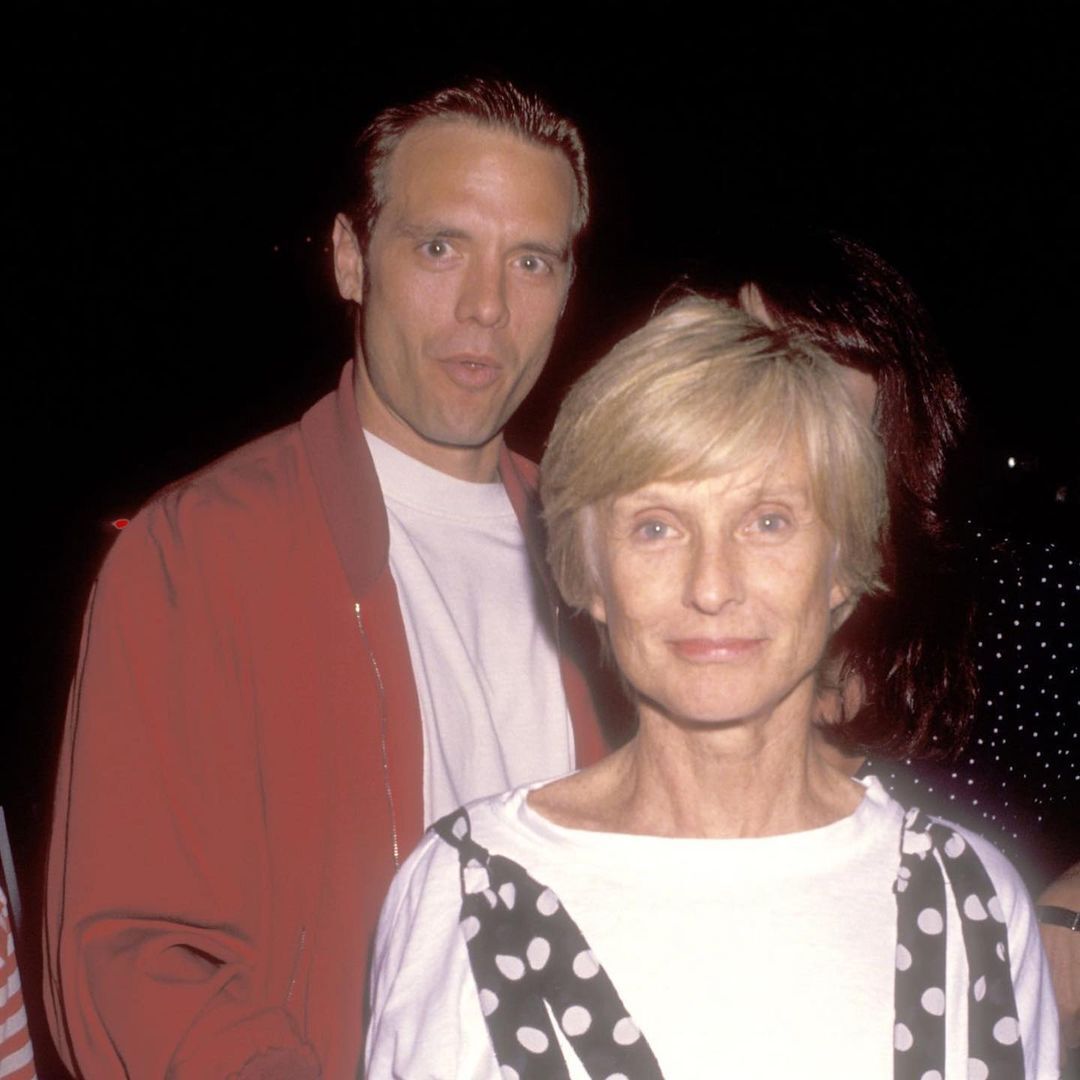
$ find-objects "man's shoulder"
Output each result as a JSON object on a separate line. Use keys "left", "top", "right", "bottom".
{"left": 171, "top": 420, "right": 310, "bottom": 509}
{"left": 103, "top": 419, "right": 327, "bottom": 582}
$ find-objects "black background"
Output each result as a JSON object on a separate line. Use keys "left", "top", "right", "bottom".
{"left": 5, "top": 3, "right": 1076, "bottom": 1069}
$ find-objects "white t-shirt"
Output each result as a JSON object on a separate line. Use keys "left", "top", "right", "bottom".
{"left": 367, "top": 777, "right": 1060, "bottom": 1078}
{"left": 368, "top": 434, "right": 574, "bottom": 826}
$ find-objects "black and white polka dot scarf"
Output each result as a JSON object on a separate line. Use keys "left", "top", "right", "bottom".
{"left": 433, "top": 805, "right": 1025, "bottom": 1079}
{"left": 893, "top": 806, "right": 1024, "bottom": 1080}
{"left": 433, "top": 809, "right": 663, "bottom": 1079}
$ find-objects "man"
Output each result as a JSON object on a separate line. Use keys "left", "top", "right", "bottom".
{"left": 45, "top": 80, "right": 609, "bottom": 1078}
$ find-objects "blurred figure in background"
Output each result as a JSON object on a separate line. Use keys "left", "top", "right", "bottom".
{"left": 735, "top": 229, "right": 1077, "bottom": 1064}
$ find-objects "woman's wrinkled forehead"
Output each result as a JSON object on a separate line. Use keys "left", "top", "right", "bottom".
{"left": 594, "top": 438, "right": 826, "bottom": 529}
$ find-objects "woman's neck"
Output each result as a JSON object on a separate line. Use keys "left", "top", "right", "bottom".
{"left": 530, "top": 696, "right": 863, "bottom": 839}
{"left": 613, "top": 720, "right": 861, "bottom": 838}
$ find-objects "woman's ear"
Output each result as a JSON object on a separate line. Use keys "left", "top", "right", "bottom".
{"left": 588, "top": 594, "right": 607, "bottom": 625}
{"left": 828, "top": 579, "right": 856, "bottom": 630}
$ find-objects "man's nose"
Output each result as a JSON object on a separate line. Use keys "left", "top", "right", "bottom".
{"left": 455, "top": 258, "right": 509, "bottom": 328}
{"left": 684, "top": 534, "right": 744, "bottom": 614}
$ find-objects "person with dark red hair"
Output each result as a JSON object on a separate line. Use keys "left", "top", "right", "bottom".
{"left": 737, "top": 229, "right": 1077, "bottom": 1066}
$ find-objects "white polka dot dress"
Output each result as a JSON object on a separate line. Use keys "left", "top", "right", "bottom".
{"left": 865, "top": 533, "right": 1077, "bottom": 886}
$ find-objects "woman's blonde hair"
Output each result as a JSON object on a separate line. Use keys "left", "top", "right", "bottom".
{"left": 541, "top": 295, "right": 887, "bottom": 612}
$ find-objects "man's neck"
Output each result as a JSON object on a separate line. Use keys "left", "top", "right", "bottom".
{"left": 353, "top": 361, "right": 503, "bottom": 484}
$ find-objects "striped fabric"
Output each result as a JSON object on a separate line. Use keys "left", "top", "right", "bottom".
{"left": 0, "top": 892, "right": 35, "bottom": 1080}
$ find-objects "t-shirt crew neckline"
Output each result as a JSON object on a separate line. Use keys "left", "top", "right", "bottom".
{"left": 365, "top": 431, "right": 515, "bottom": 520}
{"left": 504, "top": 774, "right": 889, "bottom": 876}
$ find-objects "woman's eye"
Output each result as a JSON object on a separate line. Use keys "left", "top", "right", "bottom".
{"left": 636, "top": 520, "right": 671, "bottom": 540}
{"left": 753, "top": 513, "right": 791, "bottom": 535}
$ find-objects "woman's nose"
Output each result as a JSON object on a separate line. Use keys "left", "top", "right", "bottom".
{"left": 684, "top": 534, "right": 744, "bottom": 614}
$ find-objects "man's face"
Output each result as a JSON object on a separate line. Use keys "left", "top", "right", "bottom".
{"left": 337, "top": 119, "right": 578, "bottom": 478}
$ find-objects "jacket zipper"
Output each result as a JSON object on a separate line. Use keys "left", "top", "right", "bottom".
{"left": 354, "top": 602, "right": 401, "bottom": 869}
{"left": 284, "top": 925, "right": 306, "bottom": 1007}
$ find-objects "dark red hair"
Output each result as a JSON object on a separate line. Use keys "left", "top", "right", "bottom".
{"left": 746, "top": 231, "right": 975, "bottom": 760}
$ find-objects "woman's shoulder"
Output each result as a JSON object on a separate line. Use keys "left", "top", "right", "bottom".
{"left": 371, "top": 786, "right": 559, "bottom": 976}
{"left": 862, "top": 776, "right": 1036, "bottom": 919}
{"left": 933, "top": 816, "right": 1037, "bottom": 920}
{"left": 386, "top": 785, "right": 546, "bottom": 899}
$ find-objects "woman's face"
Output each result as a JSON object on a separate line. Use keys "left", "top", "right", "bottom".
{"left": 589, "top": 445, "right": 849, "bottom": 732}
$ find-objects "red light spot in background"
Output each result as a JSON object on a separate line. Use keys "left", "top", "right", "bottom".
{"left": 112, "top": 519, "right": 130, "bottom": 530}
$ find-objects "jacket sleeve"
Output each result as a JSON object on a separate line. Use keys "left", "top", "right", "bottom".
{"left": 44, "top": 498, "right": 320, "bottom": 1079}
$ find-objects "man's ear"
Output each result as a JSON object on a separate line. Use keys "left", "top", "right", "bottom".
{"left": 332, "top": 213, "right": 365, "bottom": 303}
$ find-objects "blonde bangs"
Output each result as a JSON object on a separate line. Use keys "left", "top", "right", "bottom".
{"left": 541, "top": 296, "right": 887, "bottom": 612}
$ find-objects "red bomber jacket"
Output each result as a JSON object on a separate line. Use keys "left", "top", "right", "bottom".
{"left": 44, "top": 361, "right": 610, "bottom": 1078}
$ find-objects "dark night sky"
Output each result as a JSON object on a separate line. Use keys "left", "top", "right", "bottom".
{"left": 4, "top": 0, "right": 1076, "bottom": 967}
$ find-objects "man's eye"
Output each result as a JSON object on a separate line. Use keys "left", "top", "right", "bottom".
{"left": 517, "top": 254, "right": 551, "bottom": 274}
{"left": 420, "top": 239, "right": 453, "bottom": 259}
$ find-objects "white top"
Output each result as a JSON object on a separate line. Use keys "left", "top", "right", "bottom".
{"left": 366, "top": 777, "right": 1060, "bottom": 1078}
{"left": 368, "top": 434, "right": 574, "bottom": 826}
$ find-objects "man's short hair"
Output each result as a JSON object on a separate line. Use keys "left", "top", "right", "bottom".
{"left": 346, "top": 78, "right": 589, "bottom": 251}
{"left": 541, "top": 295, "right": 886, "bottom": 615}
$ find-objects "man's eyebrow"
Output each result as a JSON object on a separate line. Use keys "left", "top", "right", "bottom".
{"left": 395, "top": 222, "right": 569, "bottom": 262}
{"left": 514, "top": 240, "right": 570, "bottom": 262}
{"left": 397, "top": 223, "right": 470, "bottom": 241}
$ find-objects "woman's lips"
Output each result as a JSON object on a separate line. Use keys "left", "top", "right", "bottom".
{"left": 670, "top": 637, "right": 766, "bottom": 661}
{"left": 437, "top": 355, "right": 502, "bottom": 390}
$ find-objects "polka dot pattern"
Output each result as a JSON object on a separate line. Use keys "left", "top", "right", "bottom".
{"left": 992, "top": 1017, "right": 1019, "bottom": 1046}
{"left": 896, "top": 943, "right": 913, "bottom": 971}
{"left": 526, "top": 937, "right": 550, "bottom": 971}
{"left": 573, "top": 950, "right": 600, "bottom": 979}
{"left": 864, "top": 536, "right": 1077, "bottom": 879}
{"left": 516, "top": 1026, "right": 548, "bottom": 1054}
{"left": 433, "top": 808, "right": 663, "bottom": 1078}
{"left": 963, "top": 895, "right": 987, "bottom": 921}
{"left": 920, "top": 987, "right": 945, "bottom": 1016}
{"left": 894, "top": 808, "right": 947, "bottom": 1075}
{"left": 433, "top": 801, "right": 1030, "bottom": 1078}
{"left": 536, "top": 889, "right": 559, "bottom": 916}
{"left": 917, "top": 907, "right": 944, "bottom": 935}
{"left": 561, "top": 1005, "right": 591, "bottom": 1037}
{"left": 892, "top": 807, "right": 1026, "bottom": 1079}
